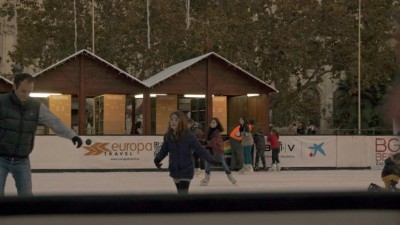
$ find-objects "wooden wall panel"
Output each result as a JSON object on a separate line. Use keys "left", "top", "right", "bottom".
{"left": 155, "top": 95, "right": 177, "bottom": 134}
{"left": 227, "top": 95, "right": 270, "bottom": 134}
{"left": 212, "top": 96, "right": 228, "bottom": 135}
{"left": 48, "top": 95, "right": 72, "bottom": 134}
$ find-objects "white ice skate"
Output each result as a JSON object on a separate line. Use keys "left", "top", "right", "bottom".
{"left": 200, "top": 174, "right": 210, "bottom": 186}
{"left": 238, "top": 166, "right": 247, "bottom": 174}
{"left": 270, "top": 163, "right": 277, "bottom": 172}
{"left": 276, "top": 163, "right": 281, "bottom": 171}
{"left": 227, "top": 174, "right": 237, "bottom": 185}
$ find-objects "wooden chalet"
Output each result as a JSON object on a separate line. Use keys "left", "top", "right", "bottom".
{"left": 143, "top": 52, "right": 278, "bottom": 134}
{"left": 0, "top": 75, "right": 12, "bottom": 93}
{"left": 33, "top": 50, "right": 149, "bottom": 135}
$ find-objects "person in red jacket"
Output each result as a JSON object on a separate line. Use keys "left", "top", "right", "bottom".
{"left": 200, "top": 117, "right": 237, "bottom": 186}
{"left": 267, "top": 129, "right": 281, "bottom": 171}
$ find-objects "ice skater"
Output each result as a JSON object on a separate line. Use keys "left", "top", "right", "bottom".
{"left": 381, "top": 152, "right": 400, "bottom": 190}
{"left": 368, "top": 153, "right": 400, "bottom": 192}
{"left": 240, "top": 118, "right": 254, "bottom": 174}
{"left": 187, "top": 118, "right": 205, "bottom": 176}
{"left": 254, "top": 127, "right": 267, "bottom": 171}
{"left": 267, "top": 129, "right": 281, "bottom": 171}
{"left": 200, "top": 117, "right": 237, "bottom": 186}
{"left": 153, "top": 111, "right": 222, "bottom": 194}
{"left": 0, "top": 73, "right": 83, "bottom": 196}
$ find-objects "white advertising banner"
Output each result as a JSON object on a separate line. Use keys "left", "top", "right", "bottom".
{"left": 370, "top": 136, "right": 400, "bottom": 170}
{"left": 29, "top": 135, "right": 396, "bottom": 170}
{"left": 31, "top": 136, "right": 164, "bottom": 169}
{"left": 265, "top": 136, "right": 337, "bottom": 167}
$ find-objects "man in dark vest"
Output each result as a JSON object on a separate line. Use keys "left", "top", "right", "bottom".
{"left": 0, "top": 73, "right": 83, "bottom": 196}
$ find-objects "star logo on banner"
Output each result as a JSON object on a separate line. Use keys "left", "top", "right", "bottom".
{"left": 308, "top": 142, "right": 326, "bottom": 157}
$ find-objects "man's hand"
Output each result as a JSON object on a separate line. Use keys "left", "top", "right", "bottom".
{"left": 154, "top": 158, "right": 162, "bottom": 169}
{"left": 72, "top": 136, "right": 83, "bottom": 148}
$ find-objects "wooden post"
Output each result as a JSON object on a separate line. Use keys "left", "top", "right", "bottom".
{"left": 206, "top": 58, "right": 213, "bottom": 126}
{"left": 130, "top": 97, "right": 136, "bottom": 135}
{"left": 78, "top": 55, "right": 87, "bottom": 135}
{"left": 142, "top": 91, "right": 151, "bottom": 135}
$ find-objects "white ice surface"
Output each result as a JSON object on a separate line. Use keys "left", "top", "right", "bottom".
{"left": 4, "top": 169, "right": 382, "bottom": 196}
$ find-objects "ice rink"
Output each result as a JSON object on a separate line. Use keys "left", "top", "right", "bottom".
{"left": 4, "top": 169, "right": 383, "bottom": 196}
{"left": 3, "top": 169, "right": 400, "bottom": 225}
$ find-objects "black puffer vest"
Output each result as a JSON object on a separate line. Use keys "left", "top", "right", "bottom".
{"left": 0, "top": 92, "right": 40, "bottom": 157}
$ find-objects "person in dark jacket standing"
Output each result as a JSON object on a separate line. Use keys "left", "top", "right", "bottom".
{"left": 154, "top": 111, "right": 221, "bottom": 195}
{"left": 0, "top": 73, "right": 83, "bottom": 196}
{"left": 254, "top": 127, "right": 267, "bottom": 171}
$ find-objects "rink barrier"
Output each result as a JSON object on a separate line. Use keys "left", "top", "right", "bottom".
{"left": 1, "top": 192, "right": 400, "bottom": 215}
{"left": 0, "top": 192, "right": 399, "bottom": 225}
{"left": 29, "top": 135, "right": 399, "bottom": 171}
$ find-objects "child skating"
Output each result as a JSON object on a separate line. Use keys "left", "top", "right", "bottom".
{"left": 267, "top": 129, "right": 280, "bottom": 171}
{"left": 200, "top": 117, "right": 237, "bottom": 186}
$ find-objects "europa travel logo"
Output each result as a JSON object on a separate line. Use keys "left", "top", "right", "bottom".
{"left": 82, "top": 141, "right": 154, "bottom": 156}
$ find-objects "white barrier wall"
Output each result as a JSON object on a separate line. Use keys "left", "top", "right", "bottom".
{"left": 370, "top": 136, "right": 400, "bottom": 170}
{"left": 29, "top": 135, "right": 399, "bottom": 170}
{"left": 31, "top": 136, "right": 164, "bottom": 169}
{"left": 335, "top": 136, "right": 370, "bottom": 168}
{"left": 266, "top": 136, "right": 337, "bottom": 167}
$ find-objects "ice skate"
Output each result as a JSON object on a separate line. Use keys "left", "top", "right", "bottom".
{"left": 194, "top": 168, "right": 200, "bottom": 176}
{"left": 227, "top": 174, "right": 237, "bottom": 185}
{"left": 367, "top": 183, "right": 382, "bottom": 192}
{"left": 246, "top": 164, "right": 254, "bottom": 173}
{"left": 238, "top": 166, "right": 247, "bottom": 174}
{"left": 269, "top": 163, "right": 277, "bottom": 172}
{"left": 195, "top": 168, "right": 205, "bottom": 177}
{"left": 261, "top": 161, "right": 267, "bottom": 171}
{"left": 200, "top": 174, "right": 210, "bottom": 186}
{"left": 276, "top": 163, "right": 281, "bottom": 171}
{"left": 389, "top": 180, "right": 400, "bottom": 192}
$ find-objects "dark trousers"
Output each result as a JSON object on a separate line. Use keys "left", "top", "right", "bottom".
{"left": 255, "top": 147, "right": 266, "bottom": 168}
{"left": 193, "top": 152, "right": 205, "bottom": 170}
{"left": 230, "top": 138, "right": 243, "bottom": 170}
{"left": 272, "top": 148, "right": 280, "bottom": 164}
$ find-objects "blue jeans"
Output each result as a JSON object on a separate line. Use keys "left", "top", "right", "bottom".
{"left": 243, "top": 145, "right": 253, "bottom": 164}
{"left": 0, "top": 156, "right": 32, "bottom": 196}
{"left": 205, "top": 153, "right": 232, "bottom": 175}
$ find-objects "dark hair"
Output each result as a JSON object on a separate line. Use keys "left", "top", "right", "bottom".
{"left": 393, "top": 152, "right": 400, "bottom": 160}
{"left": 188, "top": 118, "right": 194, "bottom": 124}
{"left": 209, "top": 117, "right": 224, "bottom": 132}
{"left": 13, "top": 73, "right": 35, "bottom": 88}
{"left": 240, "top": 116, "right": 249, "bottom": 125}
{"left": 133, "top": 121, "right": 142, "bottom": 135}
{"left": 166, "top": 111, "right": 189, "bottom": 142}
{"left": 249, "top": 119, "right": 255, "bottom": 125}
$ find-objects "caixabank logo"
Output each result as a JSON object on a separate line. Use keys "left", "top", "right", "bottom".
{"left": 82, "top": 141, "right": 161, "bottom": 156}
{"left": 308, "top": 142, "right": 326, "bottom": 157}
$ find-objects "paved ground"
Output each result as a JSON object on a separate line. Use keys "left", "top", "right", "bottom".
{"left": 4, "top": 169, "right": 382, "bottom": 196}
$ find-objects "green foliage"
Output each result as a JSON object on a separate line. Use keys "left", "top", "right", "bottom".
{"left": 0, "top": 0, "right": 399, "bottom": 132}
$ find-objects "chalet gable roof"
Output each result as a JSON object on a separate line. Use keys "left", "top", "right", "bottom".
{"left": 33, "top": 49, "right": 148, "bottom": 87}
{"left": 143, "top": 52, "right": 278, "bottom": 93}
{"left": 0, "top": 75, "right": 12, "bottom": 85}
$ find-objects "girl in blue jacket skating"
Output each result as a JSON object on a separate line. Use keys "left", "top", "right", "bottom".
{"left": 154, "top": 111, "right": 221, "bottom": 194}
